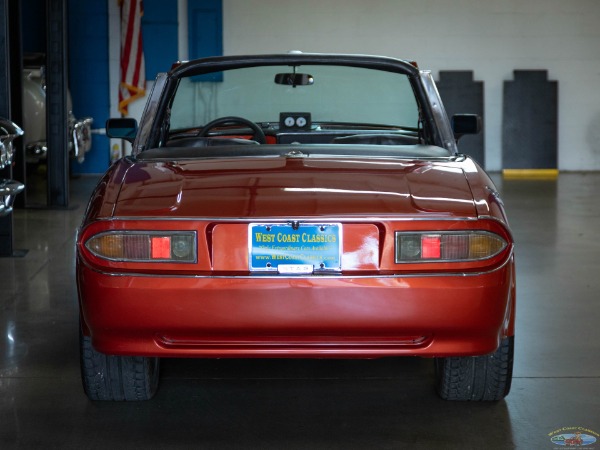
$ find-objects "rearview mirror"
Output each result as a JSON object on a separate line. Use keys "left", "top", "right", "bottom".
{"left": 106, "top": 118, "right": 138, "bottom": 143}
{"left": 274, "top": 73, "right": 314, "bottom": 87}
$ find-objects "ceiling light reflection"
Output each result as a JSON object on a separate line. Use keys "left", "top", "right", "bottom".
{"left": 283, "top": 187, "right": 410, "bottom": 198}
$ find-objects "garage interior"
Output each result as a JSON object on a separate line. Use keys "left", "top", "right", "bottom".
{"left": 1, "top": 1, "right": 599, "bottom": 449}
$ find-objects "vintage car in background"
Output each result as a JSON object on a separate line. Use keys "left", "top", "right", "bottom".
{"left": 22, "top": 53, "right": 93, "bottom": 164}
{"left": 76, "top": 52, "right": 515, "bottom": 402}
{"left": 0, "top": 118, "right": 25, "bottom": 216}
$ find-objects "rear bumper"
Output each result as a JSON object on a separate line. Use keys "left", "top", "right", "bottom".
{"left": 78, "top": 261, "right": 515, "bottom": 359}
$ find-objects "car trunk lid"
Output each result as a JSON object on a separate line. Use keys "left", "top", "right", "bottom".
{"left": 113, "top": 157, "right": 477, "bottom": 219}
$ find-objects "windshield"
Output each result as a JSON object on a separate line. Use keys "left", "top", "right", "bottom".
{"left": 136, "top": 59, "right": 454, "bottom": 160}
{"left": 169, "top": 65, "right": 419, "bottom": 130}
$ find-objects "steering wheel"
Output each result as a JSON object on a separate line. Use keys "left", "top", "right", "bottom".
{"left": 197, "top": 116, "right": 266, "bottom": 144}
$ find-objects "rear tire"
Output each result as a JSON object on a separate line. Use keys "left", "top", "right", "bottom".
{"left": 80, "top": 330, "right": 160, "bottom": 401}
{"left": 435, "top": 336, "right": 514, "bottom": 401}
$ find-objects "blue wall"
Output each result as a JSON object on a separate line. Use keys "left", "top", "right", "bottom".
{"left": 68, "top": 0, "right": 110, "bottom": 175}
{"left": 22, "top": 1, "right": 216, "bottom": 174}
{"left": 68, "top": 0, "right": 178, "bottom": 174}
{"left": 21, "top": 0, "right": 46, "bottom": 53}
{"left": 22, "top": 0, "right": 110, "bottom": 175}
{"left": 142, "top": 0, "right": 179, "bottom": 82}
{"left": 188, "top": 0, "right": 223, "bottom": 82}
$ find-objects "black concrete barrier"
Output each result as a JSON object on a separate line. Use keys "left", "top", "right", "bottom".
{"left": 502, "top": 70, "right": 558, "bottom": 177}
{"left": 436, "top": 71, "right": 485, "bottom": 167}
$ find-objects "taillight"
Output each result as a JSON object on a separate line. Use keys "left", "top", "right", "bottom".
{"left": 85, "top": 231, "right": 196, "bottom": 262}
{"left": 395, "top": 231, "right": 506, "bottom": 263}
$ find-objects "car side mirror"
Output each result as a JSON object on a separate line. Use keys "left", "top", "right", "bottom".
{"left": 451, "top": 114, "right": 482, "bottom": 140}
{"left": 106, "top": 118, "right": 138, "bottom": 143}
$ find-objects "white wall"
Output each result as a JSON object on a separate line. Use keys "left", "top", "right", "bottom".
{"left": 222, "top": 0, "right": 600, "bottom": 171}
{"left": 109, "top": 0, "right": 600, "bottom": 170}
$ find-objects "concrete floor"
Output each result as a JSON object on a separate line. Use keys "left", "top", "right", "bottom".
{"left": 1, "top": 173, "right": 599, "bottom": 449}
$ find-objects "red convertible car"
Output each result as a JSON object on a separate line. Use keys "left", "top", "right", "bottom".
{"left": 77, "top": 52, "right": 515, "bottom": 401}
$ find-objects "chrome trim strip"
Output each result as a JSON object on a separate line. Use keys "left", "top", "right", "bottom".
{"left": 79, "top": 247, "right": 513, "bottom": 279}
{"left": 88, "top": 215, "right": 480, "bottom": 223}
{"left": 156, "top": 335, "right": 430, "bottom": 348}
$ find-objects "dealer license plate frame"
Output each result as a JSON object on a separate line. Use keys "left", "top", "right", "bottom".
{"left": 248, "top": 223, "right": 342, "bottom": 274}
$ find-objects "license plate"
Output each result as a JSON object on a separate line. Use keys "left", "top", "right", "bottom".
{"left": 249, "top": 223, "right": 341, "bottom": 273}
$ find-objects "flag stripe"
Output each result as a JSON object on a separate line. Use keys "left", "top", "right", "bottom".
{"left": 119, "top": 0, "right": 146, "bottom": 115}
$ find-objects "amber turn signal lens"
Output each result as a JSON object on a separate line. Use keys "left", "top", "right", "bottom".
{"left": 468, "top": 234, "right": 505, "bottom": 259}
{"left": 87, "top": 233, "right": 125, "bottom": 259}
{"left": 395, "top": 231, "right": 506, "bottom": 263}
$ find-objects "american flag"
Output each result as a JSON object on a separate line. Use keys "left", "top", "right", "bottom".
{"left": 118, "top": 0, "right": 146, "bottom": 115}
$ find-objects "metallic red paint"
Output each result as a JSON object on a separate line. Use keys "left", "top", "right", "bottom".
{"left": 77, "top": 54, "right": 515, "bottom": 366}
{"left": 78, "top": 256, "right": 514, "bottom": 358}
{"left": 111, "top": 158, "right": 478, "bottom": 219}
{"left": 77, "top": 155, "right": 515, "bottom": 359}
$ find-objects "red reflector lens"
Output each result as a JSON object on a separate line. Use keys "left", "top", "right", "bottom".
{"left": 151, "top": 236, "right": 171, "bottom": 259}
{"left": 421, "top": 235, "right": 441, "bottom": 259}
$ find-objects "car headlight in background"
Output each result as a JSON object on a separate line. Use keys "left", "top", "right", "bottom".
{"left": 85, "top": 231, "right": 196, "bottom": 262}
{"left": 395, "top": 231, "right": 507, "bottom": 263}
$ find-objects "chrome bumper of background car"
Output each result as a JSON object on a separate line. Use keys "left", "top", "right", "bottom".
{"left": 71, "top": 116, "right": 93, "bottom": 163}
{"left": 0, "top": 117, "right": 24, "bottom": 168}
{"left": 0, "top": 179, "right": 25, "bottom": 217}
{"left": 25, "top": 116, "right": 93, "bottom": 164}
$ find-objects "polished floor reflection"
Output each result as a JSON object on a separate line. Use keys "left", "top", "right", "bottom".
{"left": 1, "top": 174, "right": 599, "bottom": 449}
